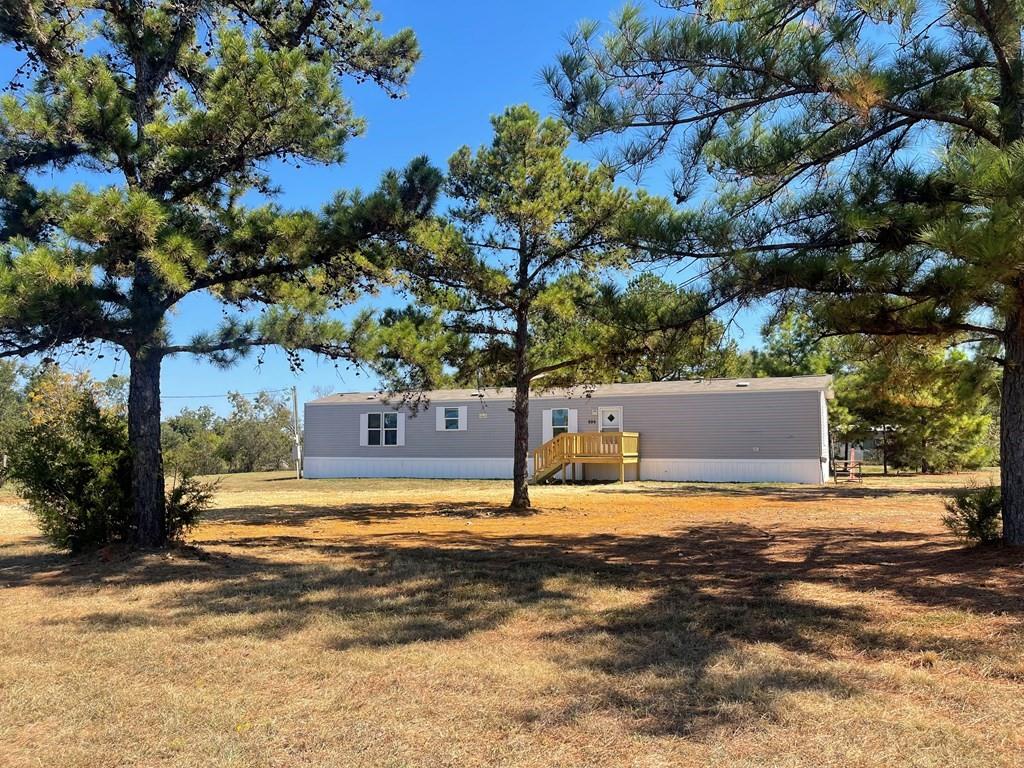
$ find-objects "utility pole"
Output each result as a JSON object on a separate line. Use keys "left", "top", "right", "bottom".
{"left": 881, "top": 424, "right": 889, "bottom": 477}
{"left": 291, "top": 385, "right": 302, "bottom": 480}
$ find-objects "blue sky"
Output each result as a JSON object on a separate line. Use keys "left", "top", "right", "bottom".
{"left": 2, "top": 1, "right": 766, "bottom": 413}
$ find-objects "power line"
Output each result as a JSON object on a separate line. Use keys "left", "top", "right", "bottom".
{"left": 160, "top": 387, "right": 293, "bottom": 399}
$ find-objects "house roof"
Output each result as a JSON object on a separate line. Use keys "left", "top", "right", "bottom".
{"left": 307, "top": 375, "right": 834, "bottom": 405}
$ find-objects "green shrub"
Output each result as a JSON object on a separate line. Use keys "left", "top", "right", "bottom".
{"left": 942, "top": 484, "right": 1002, "bottom": 545}
{"left": 7, "top": 370, "right": 133, "bottom": 551}
{"left": 7, "top": 369, "right": 214, "bottom": 552}
{"left": 166, "top": 473, "right": 218, "bottom": 542}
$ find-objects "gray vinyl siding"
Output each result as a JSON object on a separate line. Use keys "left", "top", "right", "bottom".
{"left": 305, "top": 390, "right": 824, "bottom": 461}
{"left": 304, "top": 400, "right": 513, "bottom": 459}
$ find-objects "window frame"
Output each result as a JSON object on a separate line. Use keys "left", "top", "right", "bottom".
{"left": 551, "top": 407, "right": 570, "bottom": 437}
{"left": 367, "top": 412, "right": 400, "bottom": 447}
{"left": 444, "top": 406, "right": 460, "bottom": 431}
{"left": 367, "top": 412, "right": 382, "bottom": 445}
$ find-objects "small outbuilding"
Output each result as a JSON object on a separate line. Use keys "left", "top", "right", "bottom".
{"left": 302, "top": 376, "right": 833, "bottom": 484}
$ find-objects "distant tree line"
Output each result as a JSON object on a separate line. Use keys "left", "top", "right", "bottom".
{"left": 0, "top": 362, "right": 296, "bottom": 480}
{"left": 161, "top": 392, "right": 297, "bottom": 477}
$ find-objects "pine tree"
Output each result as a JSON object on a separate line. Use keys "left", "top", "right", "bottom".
{"left": 373, "top": 106, "right": 714, "bottom": 509}
{"left": 547, "top": 0, "right": 1024, "bottom": 544}
{"left": 586, "top": 274, "right": 747, "bottom": 382}
{"left": 0, "top": 360, "right": 27, "bottom": 462}
{"left": 0, "top": 1, "right": 435, "bottom": 545}
{"left": 744, "top": 314, "right": 996, "bottom": 472}
{"left": 750, "top": 312, "right": 841, "bottom": 378}
{"left": 841, "top": 339, "right": 996, "bottom": 474}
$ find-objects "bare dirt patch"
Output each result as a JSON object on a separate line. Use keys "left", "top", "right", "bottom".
{"left": 1, "top": 472, "right": 1022, "bottom": 767}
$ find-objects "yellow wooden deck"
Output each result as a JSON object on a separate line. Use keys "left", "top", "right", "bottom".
{"left": 531, "top": 431, "right": 640, "bottom": 484}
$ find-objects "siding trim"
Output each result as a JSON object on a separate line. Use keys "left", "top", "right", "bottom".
{"left": 819, "top": 391, "right": 830, "bottom": 482}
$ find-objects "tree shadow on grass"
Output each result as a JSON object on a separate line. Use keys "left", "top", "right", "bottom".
{"left": 592, "top": 481, "right": 978, "bottom": 502}
{"left": 203, "top": 500, "right": 540, "bottom": 527}
{"left": 3, "top": 520, "right": 1022, "bottom": 737}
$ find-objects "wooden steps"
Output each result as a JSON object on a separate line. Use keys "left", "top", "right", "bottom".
{"left": 531, "top": 431, "right": 640, "bottom": 484}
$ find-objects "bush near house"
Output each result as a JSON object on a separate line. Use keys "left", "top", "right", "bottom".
{"left": 5, "top": 369, "right": 211, "bottom": 552}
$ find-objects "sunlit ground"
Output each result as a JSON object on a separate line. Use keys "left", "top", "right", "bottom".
{"left": 1, "top": 471, "right": 1022, "bottom": 767}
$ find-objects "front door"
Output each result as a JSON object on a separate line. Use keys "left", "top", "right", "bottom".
{"left": 598, "top": 406, "right": 623, "bottom": 432}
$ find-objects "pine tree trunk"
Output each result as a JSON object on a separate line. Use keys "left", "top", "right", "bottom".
{"left": 1001, "top": 306, "right": 1024, "bottom": 547}
{"left": 510, "top": 310, "right": 531, "bottom": 510}
{"left": 129, "top": 349, "right": 166, "bottom": 547}
{"left": 510, "top": 377, "right": 531, "bottom": 509}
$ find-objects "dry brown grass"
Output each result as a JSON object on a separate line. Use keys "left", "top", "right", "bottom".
{"left": 1, "top": 471, "right": 1023, "bottom": 767}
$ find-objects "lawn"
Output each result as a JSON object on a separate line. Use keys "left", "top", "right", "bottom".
{"left": 1, "top": 472, "right": 1022, "bottom": 767}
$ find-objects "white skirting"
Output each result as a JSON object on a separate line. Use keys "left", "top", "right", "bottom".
{"left": 638, "top": 458, "right": 826, "bottom": 484}
{"left": 303, "top": 456, "right": 521, "bottom": 480}
{"left": 304, "top": 456, "right": 827, "bottom": 484}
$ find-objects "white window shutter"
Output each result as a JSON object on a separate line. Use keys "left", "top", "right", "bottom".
{"left": 568, "top": 409, "right": 578, "bottom": 434}
{"left": 542, "top": 409, "right": 553, "bottom": 443}
{"left": 359, "top": 413, "right": 368, "bottom": 446}
{"left": 397, "top": 413, "right": 406, "bottom": 446}
{"left": 435, "top": 406, "right": 445, "bottom": 431}
{"left": 458, "top": 406, "right": 468, "bottom": 431}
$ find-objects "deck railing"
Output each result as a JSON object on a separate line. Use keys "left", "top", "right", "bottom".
{"left": 532, "top": 431, "right": 640, "bottom": 479}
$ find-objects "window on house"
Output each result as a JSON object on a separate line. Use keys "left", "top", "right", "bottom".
{"left": 552, "top": 408, "right": 569, "bottom": 437}
{"left": 367, "top": 413, "right": 382, "bottom": 445}
{"left": 367, "top": 412, "right": 399, "bottom": 446}
{"left": 444, "top": 407, "right": 460, "bottom": 430}
{"left": 383, "top": 413, "right": 398, "bottom": 445}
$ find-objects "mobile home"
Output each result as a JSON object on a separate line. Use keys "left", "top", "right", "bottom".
{"left": 303, "top": 376, "right": 833, "bottom": 484}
